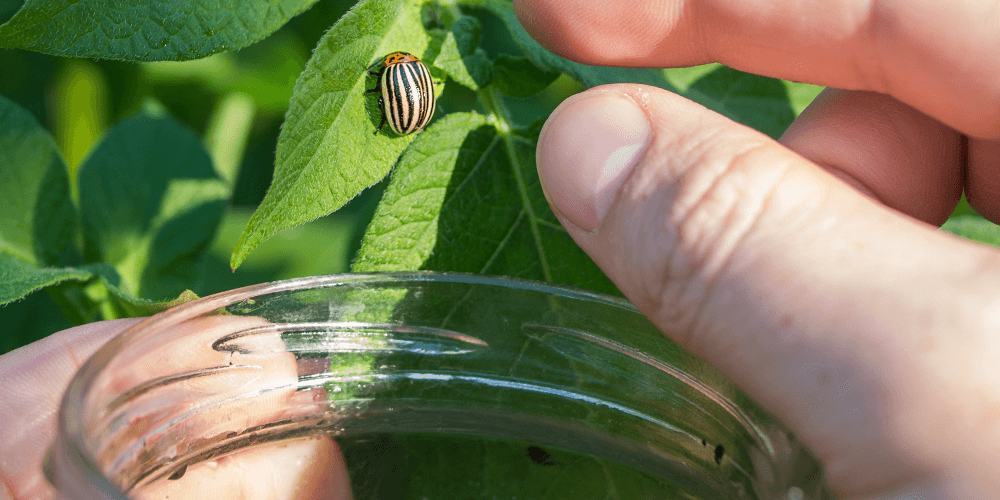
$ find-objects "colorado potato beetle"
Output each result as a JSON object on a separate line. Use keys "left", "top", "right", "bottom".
{"left": 365, "top": 52, "right": 435, "bottom": 135}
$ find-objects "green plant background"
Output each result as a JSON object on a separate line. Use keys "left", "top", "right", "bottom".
{"left": 0, "top": 0, "right": 993, "bottom": 355}
{"left": 0, "top": 0, "right": 364, "bottom": 351}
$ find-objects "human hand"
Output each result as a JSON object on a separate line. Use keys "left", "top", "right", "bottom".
{"left": 0, "top": 318, "right": 350, "bottom": 500}
{"left": 518, "top": 0, "right": 1000, "bottom": 498}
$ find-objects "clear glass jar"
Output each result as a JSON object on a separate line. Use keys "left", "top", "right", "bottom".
{"left": 46, "top": 272, "right": 833, "bottom": 499}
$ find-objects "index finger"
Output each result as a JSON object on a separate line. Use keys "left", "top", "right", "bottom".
{"left": 514, "top": 0, "right": 1000, "bottom": 138}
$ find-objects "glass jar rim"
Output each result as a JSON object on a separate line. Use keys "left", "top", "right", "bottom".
{"left": 47, "top": 272, "right": 645, "bottom": 499}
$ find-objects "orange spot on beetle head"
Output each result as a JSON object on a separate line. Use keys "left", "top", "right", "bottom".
{"left": 384, "top": 52, "right": 420, "bottom": 65}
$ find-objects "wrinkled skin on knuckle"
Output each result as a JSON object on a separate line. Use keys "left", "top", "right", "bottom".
{"left": 618, "top": 189, "right": 703, "bottom": 345}
{"left": 628, "top": 138, "right": 788, "bottom": 350}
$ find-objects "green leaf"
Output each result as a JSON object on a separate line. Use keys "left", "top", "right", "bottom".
{"left": 449, "top": 14, "right": 480, "bottom": 52}
{"left": 434, "top": 16, "right": 492, "bottom": 90}
{"left": 0, "top": 0, "right": 319, "bottom": 61}
{"left": 0, "top": 253, "right": 92, "bottom": 306}
{"left": 0, "top": 1, "right": 22, "bottom": 26}
{"left": 0, "top": 285, "right": 75, "bottom": 355}
{"left": 77, "top": 110, "right": 228, "bottom": 301}
{"left": 345, "top": 434, "right": 693, "bottom": 500}
{"left": 949, "top": 194, "right": 978, "bottom": 218}
{"left": 370, "top": 434, "right": 691, "bottom": 500}
{"left": 205, "top": 92, "right": 257, "bottom": 187}
{"left": 784, "top": 78, "right": 825, "bottom": 115}
{"left": 231, "top": 0, "right": 440, "bottom": 270}
{"left": 942, "top": 215, "right": 1000, "bottom": 247}
{"left": 664, "top": 64, "right": 813, "bottom": 139}
{"left": 352, "top": 112, "right": 618, "bottom": 295}
{"left": 0, "top": 94, "right": 77, "bottom": 268}
{"left": 93, "top": 263, "right": 200, "bottom": 317}
{"left": 490, "top": 55, "right": 560, "bottom": 98}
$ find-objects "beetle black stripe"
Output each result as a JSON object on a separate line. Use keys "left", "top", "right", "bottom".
{"left": 401, "top": 64, "right": 418, "bottom": 133}
{"left": 391, "top": 65, "right": 407, "bottom": 133}
{"left": 406, "top": 62, "right": 429, "bottom": 134}
{"left": 415, "top": 63, "right": 433, "bottom": 130}
{"left": 401, "top": 65, "right": 414, "bottom": 132}
{"left": 396, "top": 64, "right": 409, "bottom": 132}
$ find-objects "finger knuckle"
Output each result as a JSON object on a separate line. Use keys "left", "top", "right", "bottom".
{"left": 630, "top": 136, "right": 790, "bottom": 349}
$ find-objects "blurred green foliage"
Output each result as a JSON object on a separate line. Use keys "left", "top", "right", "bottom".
{"left": 0, "top": 0, "right": 368, "bottom": 352}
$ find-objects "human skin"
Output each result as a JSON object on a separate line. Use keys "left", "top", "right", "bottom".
{"left": 519, "top": 0, "right": 1000, "bottom": 498}
{"left": 0, "top": 317, "right": 351, "bottom": 500}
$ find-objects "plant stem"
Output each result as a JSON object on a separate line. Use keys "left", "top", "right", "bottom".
{"left": 441, "top": 0, "right": 553, "bottom": 283}
{"left": 476, "top": 85, "right": 512, "bottom": 134}
{"left": 478, "top": 86, "right": 554, "bottom": 283}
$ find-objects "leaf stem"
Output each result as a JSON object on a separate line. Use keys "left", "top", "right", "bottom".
{"left": 477, "top": 86, "right": 553, "bottom": 282}
{"left": 442, "top": 0, "right": 552, "bottom": 282}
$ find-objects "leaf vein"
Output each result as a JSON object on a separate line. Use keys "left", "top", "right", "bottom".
{"left": 479, "top": 209, "right": 525, "bottom": 274}
{"left": 439, "top": 136, "right": 502, "bottom": 207}
{"left": 494, "top": 92, "right": 551, "bottom": 282}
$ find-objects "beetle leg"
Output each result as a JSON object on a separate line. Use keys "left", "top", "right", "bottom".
{"left": 375, "top": 95, "right": 386, "bottom": 134}
{"left": 365, "top": 66, "right": 381, "bottom": 94}
{"left": 365, "top": 75, "right": 381, "bottom": 94}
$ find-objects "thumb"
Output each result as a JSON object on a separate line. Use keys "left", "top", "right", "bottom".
{"left": 536, "top": 84, "right": 1000, "bottom": 498}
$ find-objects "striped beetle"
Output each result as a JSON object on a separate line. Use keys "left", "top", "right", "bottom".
{"left": 365, "top": 52, "right": 435, "bottom": 135}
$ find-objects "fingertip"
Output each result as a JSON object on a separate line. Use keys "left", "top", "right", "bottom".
{"left": 513, "top": 0, "right": 561, "bottom": 55}
{"left": 536, "top": 88, "right": 652, "bottom": 232}
{"left": 514, "top": 0, "right": 688, "bottom": 66}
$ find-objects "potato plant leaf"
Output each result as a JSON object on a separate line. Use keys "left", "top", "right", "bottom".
{"left": 433, "top": 15, "right": 492, "bottom": 90}
{"left": 348, "top": 434, "right": 694, "bottom": 500}
{"left": 664, "top": 64, "right": 822, "bottom": 139}
{"left": 444, "top": 13, "right": 481, "bottom": 53}
{"left": 0, "top": 94, "right": 76, "bottom": 268}
{"left": 943, "top": 215, "right": 1000, "bottom": 248}
{"left": 0, "top": 95, "right": 83, "bottom": 306}
{"left": 0, "top": 254, "right": 92, "bottom": 306}
{"left": 88, "top": 263, "right": 200, "bottom": 317}
{"left": 78, "top": 111, "right": 228, "bottom": 301}
{"left": 352, "top": 112, "right": 618, "bottom": 295}
{"left": 490, "top": 55, "right": 560, "bottom": 98}
{"left": 231, "top": 0, "right": 440, "bottom": 270}
{"left": 0, "top": 0, "right": 319, "bottom": 61}
{"left": 0, "top": 96, "right": 208, "bottom": 314}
